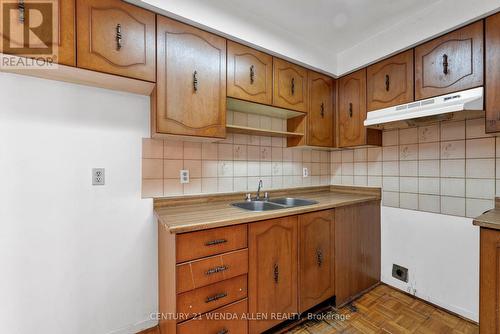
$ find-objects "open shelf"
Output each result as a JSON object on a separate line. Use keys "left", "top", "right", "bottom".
{"left": 226, "top": 125, "right": 304, "bottom": 138}
{"left": 227, "top": 97, "right": 305, "bottom": 119}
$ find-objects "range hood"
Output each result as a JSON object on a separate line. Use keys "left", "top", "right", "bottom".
{"left": 364, "top": 87, "right": 484, "bottom": 129}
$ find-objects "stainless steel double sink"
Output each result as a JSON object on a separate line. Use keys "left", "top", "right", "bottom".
{"left": 231, "top": 198, "right": 318, "bottom": 212}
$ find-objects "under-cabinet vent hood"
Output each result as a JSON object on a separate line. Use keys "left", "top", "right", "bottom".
{"left": 364, "top": 87, "right": 484, "bottom": 129}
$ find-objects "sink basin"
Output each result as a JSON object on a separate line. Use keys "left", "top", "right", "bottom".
{"left": 268, "top": 197, "right": 318, "bottom": 207}
{"left": 231, "top": 201, "right": 284, "bottom": 212}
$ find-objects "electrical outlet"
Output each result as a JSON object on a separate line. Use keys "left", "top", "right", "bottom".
{"left": 92, "top": 168, "right": 105, "bottom": 185}
{"left": 180, "top": 169, "right": 189, "bottom": 184}
{"left": 392, "top": 264, "right": 408, "bottom": 283}
{"left": 302, "top": 167, "right": 309, "bottom": 178}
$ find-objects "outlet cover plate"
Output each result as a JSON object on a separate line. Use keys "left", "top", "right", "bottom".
{"left": 180, "top": 170, "right": 189, "bottom": 184}
{"left": 92, "top": 168, "right": 105, "bottom": 185}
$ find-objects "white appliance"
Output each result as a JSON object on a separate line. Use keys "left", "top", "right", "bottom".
{"left": 364, "top": 87, "right": 484, "bottom": 129}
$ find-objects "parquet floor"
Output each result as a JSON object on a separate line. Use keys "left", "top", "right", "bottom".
{"left": 286, "top": 284, "right": 478, "bottom": 334}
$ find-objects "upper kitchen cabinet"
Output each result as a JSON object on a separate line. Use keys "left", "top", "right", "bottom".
{"left": 273, "top": 58, "right": 308, "bottom": 112}
{"left": 486, "top": 13, "right": 500, "bottom": 133}
{"left": 227, "top": 41, "right": 273, "bottom": 105}
{"left": 367, "top": 50, "right": 414, "bottom": 111}
{"left": 155, "top": 16, "right": 227, "bottom": 139}
{"left": 415, "top": 21, "right": 483, "bottom": 100}
{"left": 307, "top": 71, "right": 334, "bottom": 147}
{"left": 76, "top": 0, "right": 156, "bottom": 82}
{"left": 0, "top": 0, "right": 75, "bottom": 66}
{"left": 338, "top": 69, "right": 381, "bottom": 148}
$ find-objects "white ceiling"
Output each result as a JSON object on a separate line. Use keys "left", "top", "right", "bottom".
{"left": 133, "top": 0, "right": 500, "bottom": 75}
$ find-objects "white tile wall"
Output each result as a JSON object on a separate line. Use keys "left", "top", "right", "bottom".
{"left": 331, "top": 117, "right": 496, "bottom": 218}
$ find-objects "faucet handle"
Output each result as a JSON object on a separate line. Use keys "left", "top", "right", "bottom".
{"left": 264, "top": 192, "right": 269, "bottom": 200}
{"left": 245, "top": 193, "right": 252, "bottom": 201}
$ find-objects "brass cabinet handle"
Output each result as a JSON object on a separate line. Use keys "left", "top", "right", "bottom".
{"left": 193, "top": 71, "right": 198, "bottom": 92}
{"left": 217, "top": 329, "right": 229, "bottom": 334}
{"left": 273, "top": 263, "right": 279, "bottom": 284}
{"left": 320, "top": 102, "right": 325, "bottom": 118}
{"left": 385, "top": 74, "right": 390, "bottom": 91}
{"left": 316, "top": 248, "right": 323, "bottom": 267}
{"left": 205, "top": 265, "right": 228, "bottom": 275}
{"left": 205, "top": 292, "right": 227, "bottom": 303}
{"left": 442, "top": 54, "right": 449, "bottom": 75}
{"left": 205, "top": 238, "right": 227, "bottom": 246}
{"left": 250, "top": 65, "right": 255, "bottom": 84}
{"left": 116, "top": 24, "right": 122, "bottom": 50}
{"left": 349, "top": 103, "right": 353, "bottom": 118}
{"left": 291, "top": 77, "right": 295, "bottom": 95}
{"left": 18, "top": 0, "right": 25, "bottom": 23}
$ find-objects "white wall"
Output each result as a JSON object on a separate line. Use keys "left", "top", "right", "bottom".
{"left": 0, "top": 73, "right": 157, "bottom": 334}
{"left": 381, "top": 206, "right": 479, "bottom": 321}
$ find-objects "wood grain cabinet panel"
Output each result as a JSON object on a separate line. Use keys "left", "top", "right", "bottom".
{"left": 367, "top": 50, "right": 414, "bottom": 111}
{"left": 479, "top": 228, "right": 500, "bottom": 334}
{"left": 299, "top": 210, "right": 335, "bottom": 313}
{"left": 308, "top": 71, "right": 334, "bottom": 147}
{"left": 0, "top": 0, "right": 75, "bottom": 66}
{"left": 76, "top": 0, "right": 156, "bottom": 81}
{"left": 486, "top": 13, "right": 500, "bottom": 133}
{"left": 227, "top": 41, "right": 273, "bottom": 105}
{"left": 335, "top": 201, "right": 380, "bottom": 306}
{"left": 338, "top": 69, "right": 381, "bottom": 148}
{"left": 249, "top": 216, "right": 298, "bottom": 334}
{"left": 156, "top": 16, "right": 226, "bottom": 138}
{"left": 273, "top": 58, "right": 308, "bottom": 112}
{"left": 415, "top": 21, "right": 483, "bottom": 100}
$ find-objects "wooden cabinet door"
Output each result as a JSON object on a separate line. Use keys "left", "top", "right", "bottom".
{"left": 367, "top": 50, "right": 414, "bottom": 111}
{"left": 335, "top": 201, "right": 380, "bottom": 306}
{"left": 156, "top": 16, "right": 226, "bottom": 138}
{"left": 273, "top": 58, "right": 308, "bottom": 112}
{"left": 227, "top": 41, "right": 273, "bottom": 105}
{"left": 0, "top": 0, "right": 75, "bottom": 66}
{"left": 76, "top": 0, "right": 156, "bottom": 81}
{"left": 298, "top": 210, "right": 335, "bottom": 313}
{"left": 308, "top": 71, "right": 334, "bottom": 147}
{"left": 486, "top": 13, "right": 500, "bottom": 133}
{"left": 249, "top": 216, "right": 298, "bottom": 334}
{"left": 480, "top": 228, "right": 500, "bottom": 334}
{"left": 415, "top": 21, "right": 483, "bottom": 100}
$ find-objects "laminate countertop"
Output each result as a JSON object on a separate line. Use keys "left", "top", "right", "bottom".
{"left": 154, "top": 187, "right": 380, "bottom": 234}
{"left": 473, "top": 198, "right": 500, "bottom": 230}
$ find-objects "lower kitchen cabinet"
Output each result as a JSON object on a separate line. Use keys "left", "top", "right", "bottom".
{"left": 335, "top": 201, "right": 381, "bottom": 306}
{"left": 298, "top": 210, "right": 335, "bottom": 312}
{"left": 248, "top": 216, "right": 298, "bottom": 334}
{"left": 479, "top": 228, "right": 500, "bottom": 333}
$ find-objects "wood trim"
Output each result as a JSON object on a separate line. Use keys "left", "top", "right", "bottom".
{"left": 158, "top": 222, "right": 177, "bottom": 334}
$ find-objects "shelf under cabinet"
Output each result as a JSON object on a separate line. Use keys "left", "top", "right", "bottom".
{"left": 226, "top": 125, "right": 304, "bottom": 138}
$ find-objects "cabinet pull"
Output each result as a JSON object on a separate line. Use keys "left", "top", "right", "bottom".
{"left": 205, "top": 292, "right": 227, "bottom": 303}
{"left": 205, "top": 238, "right": 227, "bottom": 246}
{"left": 385, "top": 75, "right": 390, "bottom": 91}
{"left": 291, "top": 77, "right": 295, "bottom": 96}
{"left": 273, "top": 263, "right": 279, "bottom": 284}
{"left": 250, "top": 65, "right": 255, "bottom": 84}
{"left": 217, "top": 329, "right": 229, "bottom": 334}
{"left": 320, "top": 102, "right": 325, "bottom": 118}
{"left": 18, "top": 0, "right": 25, "bottom": 23}
{"left": 316, "top": 248, "right": 323, "bottom": 267}
{"left": 116, "top": 24, "right": 122, "bottom": 50}
{"left": 442, "top": 54, "right": 449, "bottom": 75}
{"left": 205, "top": 265, "right": 228, "bottom": 275}
{"left": 348, "top": 103, "right": 353, "bottom": 118}
{"left": 193, "top": 71, "right": 198, "bottom": 92}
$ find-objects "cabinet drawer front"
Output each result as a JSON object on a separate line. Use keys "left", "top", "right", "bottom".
{"left": 177, "top": 299, "right": 248, "bottom": 334}
{"left": 177, "top": 275, "right": 248, "bottom": 320}
{"left": 415, "top": 21, "right": 483, "bottom": 100}
{"left": 273, "top": 58, "right": 308, "bottom": 112}
{"left": 227, "top": 41, "right": 273, "bottom": 105}
{"left": 177, "top": 249, "right": 249, "bottom": 294}
{"left": 176, "top": 224, "right": 248, "bottom": 263}
{"left": 76, "top": 0, "right": 155, "bottom": 81}
{"left": 367, "top": 50, "right": 414, "bottom": 111}
{"left": 156, "top": 15, "right": 226, "bottom": 138}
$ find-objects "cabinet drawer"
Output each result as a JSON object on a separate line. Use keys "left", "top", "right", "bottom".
{"left": 177, "top": 249, "right": 249, "bottom": 294}
{"left": 177, "top": 299, "right": 248, "bottom": 334}
{"left": 76, "top": 0, "right": 156, "bottom": 81}
{"left": 176, "top": 225, "right": 248, "bottom": 263}
{"left": 177, "top": 275, "right": 248, "bottom": 320}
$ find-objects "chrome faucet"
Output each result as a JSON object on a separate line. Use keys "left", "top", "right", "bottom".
{"left": 255, "top": 180, "right": 263, "bottom": 200}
